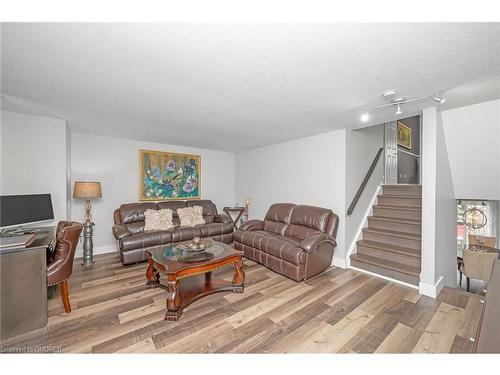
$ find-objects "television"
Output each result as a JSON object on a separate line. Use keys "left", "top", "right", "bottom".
{"left": 0, "top": 194, "right": 54, "bottom": 229}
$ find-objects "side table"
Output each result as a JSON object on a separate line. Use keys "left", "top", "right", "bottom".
{"left": 223, "top": 207, "right": 246, "bottom": 229}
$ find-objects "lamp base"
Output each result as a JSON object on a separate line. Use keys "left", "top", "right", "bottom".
{"left": 81, "top": 221, "right": 95, "bottom": 266}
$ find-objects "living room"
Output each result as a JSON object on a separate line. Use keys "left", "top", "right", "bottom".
{"left": 1, "top": 1, "right": 500, "bottom": 373}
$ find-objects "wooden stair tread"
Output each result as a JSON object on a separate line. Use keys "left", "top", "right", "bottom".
{"left": 373, "top": 204, "right": 421, "bottom": 212}
{"left": 356, "top": 239, "right": 421, "bottom": 258}
{"left": 378, "top": 194, "right": 421, "bottom": 199}
{"left": 382, "top": 184, "right": 421, "bottom": 188}
{"left": 350, "top": 253, "right": 421, "bottom": 277}
{"left": 368, "top": 215, "right": 422, "bottom": 226}
{"left": 363, "top": 227, "right": 421, "bottom": 240}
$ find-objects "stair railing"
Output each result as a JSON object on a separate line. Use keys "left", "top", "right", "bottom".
{"left": 347, "top": 147, "right": 384, "bottom": 216}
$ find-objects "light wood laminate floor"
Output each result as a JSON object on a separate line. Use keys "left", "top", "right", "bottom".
{"left": 2, "top": 253, "right": 483, "bottom": 353}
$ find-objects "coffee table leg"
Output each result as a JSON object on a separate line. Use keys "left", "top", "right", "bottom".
{"left": 146, "top": 257, "right": 160, "bottom": 289}
{"left": 165, "top": 279, "right": 181, "bottom": 321}
{"left": 232, "top": 260, "right": 245, "bottom": 293}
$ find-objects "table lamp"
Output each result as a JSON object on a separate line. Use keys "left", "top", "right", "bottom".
{"left": 73, "top": 181, "right": 102, "bottom": 265}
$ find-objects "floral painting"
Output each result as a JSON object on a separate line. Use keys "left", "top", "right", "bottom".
{"left": 139, "top": 150, "right": 201, "bottom": 201}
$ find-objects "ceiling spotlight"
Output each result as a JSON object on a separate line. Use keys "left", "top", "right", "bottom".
{"left": 361, "top": 112, "right": 370, "bottom": 122}
{"left": 395, "top": 103, "right": 402, "bottom": 115}
{"left": 433, "top": 93, "right": 446, "bottom": 104}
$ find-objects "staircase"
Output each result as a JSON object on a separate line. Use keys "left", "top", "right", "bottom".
{"left": 350, "top": 184, "right": 422, "bottom": 286}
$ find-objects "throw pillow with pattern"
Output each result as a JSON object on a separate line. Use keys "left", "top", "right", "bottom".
{"left": 177, "top": 206, "right": 205, "bottom": 227}
{"left": 144, "top": 208, "right": 174, "bottom": 231}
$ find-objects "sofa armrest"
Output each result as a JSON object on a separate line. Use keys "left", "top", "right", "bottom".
{"left": 239, "top": 219, "right": 264, "bottom": 232}
{"left": 214, "top": 213, "right": 233, "bottom": 224}
{"left": 300, "top": 233, "right": 337, "bottom": 253}
{"left": 112, "top": 224, "right": 131, "bottom": 240}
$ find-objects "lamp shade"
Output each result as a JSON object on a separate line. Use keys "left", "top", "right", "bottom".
{"left": 73, "top": 181, "right": 102, "bottom": 199}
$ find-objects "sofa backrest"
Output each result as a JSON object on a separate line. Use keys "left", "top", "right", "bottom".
{"left": 263, "top": 203, "right": 296, "bottom": 235}
{"left": 261, "top": 203, "right": 339, "bottom": 240}
{"left": 285, "top": 205, "right": 333, "bottom": 239}
{"left": 114, "top": 200, "right": 218, "bottom": 229}
{"left": 117, "top": 202, "right": 157, "bottom": 234}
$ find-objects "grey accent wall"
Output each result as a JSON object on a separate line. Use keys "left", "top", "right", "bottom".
{"left": 397, "top": 115, "right": 420, "bottom": 184}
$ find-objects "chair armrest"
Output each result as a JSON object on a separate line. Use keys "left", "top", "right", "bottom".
{"left": 239, "top": 219, "right": 264, "bottom": 231}
{"left": 214, "top": 213, "right": 233, "bottom": 224}
{"left": 112, "top": 224, "right": 131, "bottom": 240}
{"left": 300, "top": 233, "right": 337, "bottom": 253}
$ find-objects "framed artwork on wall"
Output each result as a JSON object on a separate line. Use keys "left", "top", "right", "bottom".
{"left": 139, "top": 149, "right": 201, "bottom": 201}
{"left": 397, "top": 121, "right": 412, "bottom": 150}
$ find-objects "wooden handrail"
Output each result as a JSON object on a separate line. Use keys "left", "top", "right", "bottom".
{"left": 346, "top": 147, "right": 384, "bottom": 216}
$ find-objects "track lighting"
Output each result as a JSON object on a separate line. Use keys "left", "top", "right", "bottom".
{"left": 360, "top": 90, "right": 447, "bottom": 122}
{"left": 395, "top": 103, "right": 402, "bottom": 115}
{"left": 433, "top": 93, "right": 446, "bottom": 104}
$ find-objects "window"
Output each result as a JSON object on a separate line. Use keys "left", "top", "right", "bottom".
{"left": 457, "top": 200, "right": 499, "bottom": 249}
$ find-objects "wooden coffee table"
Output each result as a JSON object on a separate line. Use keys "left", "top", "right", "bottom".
{"left": 145, "top": 241, "right": 245, "bottom": 321}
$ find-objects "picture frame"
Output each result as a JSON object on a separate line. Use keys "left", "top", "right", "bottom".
{"left": 139, "top": 149, "right": 201, "bottom": 201}
{"left": 397, "top": 121, "right": 412, "bottom": 150}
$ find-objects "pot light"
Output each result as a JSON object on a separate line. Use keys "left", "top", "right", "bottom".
{"left": 395, "top": 103, "right": 402, "bottom": 115}
{"left": 361, "top": 112, "right": 370, "bottom": 122}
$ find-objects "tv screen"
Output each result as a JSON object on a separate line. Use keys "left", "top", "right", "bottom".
{"left": 0, "top": 194, "right": 54, "bottom": 228}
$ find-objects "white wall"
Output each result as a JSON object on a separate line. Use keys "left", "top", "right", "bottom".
{"left": 345, "top": 125, "right": 384, "bottom": 250}
{"left": 420, "top": 107, "right": 457, "bottom": 297}
{"left": 71, "top": 133, "right": 235, "bottom": 256}
{"left": 441, "top": 99, "right": 500, "bottom": 200}
{"left": 235, "top": 129, "right": 347, "bottom": 267}
{"left": 0, "top": 110, "right": 68, "bottom": 224}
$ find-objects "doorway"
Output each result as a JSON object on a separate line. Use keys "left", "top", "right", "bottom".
{"left": 384, "top": 115, "right": 421, "bottom": 185}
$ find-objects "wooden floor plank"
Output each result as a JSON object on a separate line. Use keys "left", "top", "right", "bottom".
{"left": 2, "top": 254, "right": 483, "bottom": 354}
{"left": 412, "top": 302, "right": 469, "bottom": 353}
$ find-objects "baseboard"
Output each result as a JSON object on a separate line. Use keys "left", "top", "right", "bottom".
{"left": 349, "top": 265, "right": 419, "bottom": 290}
{"left": 75, "top": 244, "right": 117, "bottom": 260}
{"left": 93, "top": 245, "right": 117, "bottom": 255}
{"left": 419, "top": 276, "right": 444, "bottom": 298}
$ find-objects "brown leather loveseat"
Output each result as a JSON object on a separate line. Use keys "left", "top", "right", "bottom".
{"left": 233, "top": 203, "right": 338, "bottom": 281}
{"left": 112, "top": 200, "right": 233, "bottom": 265}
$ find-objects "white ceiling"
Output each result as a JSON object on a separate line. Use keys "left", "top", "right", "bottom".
{"left": 1, "top": 23, "right": 499, "bottom": 151}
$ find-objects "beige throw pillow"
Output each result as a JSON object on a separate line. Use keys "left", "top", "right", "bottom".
{"left": 144, "top": 208, "right": 174, "bottom": 231}
{"left": 177, "top": 206, "right": 205, "bottom": 227}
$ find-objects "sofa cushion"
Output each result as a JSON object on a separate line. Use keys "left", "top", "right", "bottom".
{"left": 120, "top": 230, "right": 172, "bottom": 251}
{"left": 187, "top": 200, "right": 217, "bottom": 224}
{"left": 120, "top": 202, "right": 158, "bottom": 224}
{"left": 284, "top": 205, "right": 333, "bottom": 239}
{"left": 197, "top": 222, "right": 234, "bottom": 237}
{"left": 177, "top": 206, "right": 205, "bottom": 227}
{"left": 263, "top": 203, "right": 296, "bottom": 235}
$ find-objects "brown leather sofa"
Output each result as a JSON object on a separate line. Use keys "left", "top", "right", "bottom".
{"left": 112, "top": 200, "right": 233, "bottom": 265}
{"left": 233, "top": 203, "right": 338, "bottom": 281}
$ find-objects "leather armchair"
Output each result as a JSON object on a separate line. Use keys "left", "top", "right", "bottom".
{"left": 47, "top": 221, "right": 83, "bottom": 313}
